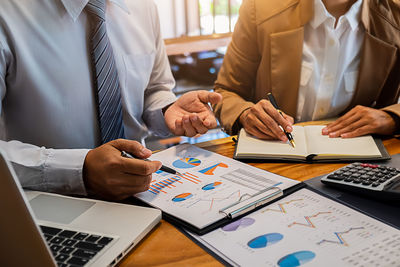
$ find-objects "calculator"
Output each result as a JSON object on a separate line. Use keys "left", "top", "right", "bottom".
{"left": 321, "top": 163, "right": 400, "bottom": 201}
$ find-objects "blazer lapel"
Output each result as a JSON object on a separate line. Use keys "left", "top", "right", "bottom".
{"left": 268, "top": 0, "right": 313, "bottom": 117}
{"left": 270, "top": 28, "right": 305, "bottom": 117}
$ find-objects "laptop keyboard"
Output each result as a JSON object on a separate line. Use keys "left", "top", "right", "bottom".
{"left": 40, "top": 225, "right": 114, "bottom": 266}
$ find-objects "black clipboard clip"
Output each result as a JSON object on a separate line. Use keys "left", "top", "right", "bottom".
{"left": 219, "top": 186, "right": 283, "bottom": 219}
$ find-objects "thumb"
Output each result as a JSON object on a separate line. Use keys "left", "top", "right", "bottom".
{"left": 110, "top": 139, "right": 152, "bottom": 159}
{"left": 197, "top": 91, "right": 222, "bottom": 105}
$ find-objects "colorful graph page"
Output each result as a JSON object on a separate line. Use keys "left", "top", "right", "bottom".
{"left": 191, "top": 189, "right": 400, "bottom": 267}
{"left": 135, "top": 144, "right": 299, "bottom": 230}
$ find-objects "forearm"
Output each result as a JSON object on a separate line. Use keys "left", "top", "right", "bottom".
{"left": 0, "top": 140, "right": 89, "bottom": 195}
{"left": 213, "top": 87, "right": 254, "bottom": 135}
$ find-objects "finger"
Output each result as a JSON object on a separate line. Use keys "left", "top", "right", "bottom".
{"left": 189, "top": 114, "right": 209, "bottom": 134}
{"left": 173, "top": 118, "right": 185, "bottom": 136}
{"left": 111, "top": 139, "right": 152, "bottom": 158}
{"left": 324, "top": 108, "right": 359, "bottom": 132}
{"left": 246, "top": 111, "right": 276, "bottom": 136}
{"left": 328, "top": 114, "right": 362, "bottom": 137}
{"left": 340, "top": 125, "right": 371, "bottom": 138}
{"left": 197, "top": 91, "right": 223, "bottom": 104}
{"left": 121, "top": 158, "right": 161, "bottom": 175}
{"left": 202, "top": 115, "right": 218, "bottom": 129}
{"left": 182, "top": 115, "right": 197, "bottom": 137}
{"left": 282, "top": 113, "right": 294, "bottom": 125}
{"left": 265, "top": 105, "right": 293, "bottom": 133}
{"left": 328, "top": 119, "right": 366, "bottom": 138}
{"left": 261, "top": 102, "right": 292, "bottom": 142}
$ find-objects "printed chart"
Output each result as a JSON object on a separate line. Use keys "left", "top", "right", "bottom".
{"left": 135, "top": 144, "right": 299, "bottom": 229}
{"left": 192, "top": 189, "right": 400, "bottom": 267}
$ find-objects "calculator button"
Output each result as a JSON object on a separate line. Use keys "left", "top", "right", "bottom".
{"left": 344, "top": 177, "right": 353, "bottom": 182}
{"left": 327, "top": 174, "right": 344, "bottom": 181}
{"left": 362, "top": 180, "right": 372, "bottom": 185}
{"left": 371, "top": 182, "right": 380, "bottom": 187}
{"left": 353, "top": 179, "right": 362, "bottom": 184}
{"left": 360, "top": 174, "right": 370, "bottom": 180}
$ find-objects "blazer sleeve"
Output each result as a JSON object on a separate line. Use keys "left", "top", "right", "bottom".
{"left": 212, "top": 0, "right": 261, "bottom": 135}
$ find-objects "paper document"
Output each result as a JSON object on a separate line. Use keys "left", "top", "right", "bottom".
{"left": 135, "top": 144, "right": 299, "bottom": 229}
{"left": 191, "top": 189, "right": 400, "bottom": 267}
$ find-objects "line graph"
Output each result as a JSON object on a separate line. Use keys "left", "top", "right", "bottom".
{"left": 288, "top": 212, "right": 332, "bottom": 228}
{"left": 317, "top": 227, "right": 365, "bottom": 246}
{"left": 262, "top": 199, "right": 303, "bottom": 214}
{"left": 187, "top": 190, "right": 241, "bottom": 212}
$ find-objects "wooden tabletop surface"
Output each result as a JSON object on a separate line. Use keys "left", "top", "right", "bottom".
{"left": 119, "top": 134, "right": 400, "bottom": 267}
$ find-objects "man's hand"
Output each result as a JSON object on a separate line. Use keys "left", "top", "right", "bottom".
{"left": 164, "top": 90, "right": 222, "bottom": 137}
{"left": 83, "top": 139, "right": 161, "bottom": 200}
{"left": 322, "top": 105, "right": 396, "bottom": 138}
{"left": 239, "top": 99, "right": 294, "bottom": 140}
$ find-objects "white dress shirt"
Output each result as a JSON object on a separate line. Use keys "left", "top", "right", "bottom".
{"left": 296, "top": 0, "right": 364, "bottom": 122}
{"left": 0, "top": 0, "right": 176, "bottom": 195}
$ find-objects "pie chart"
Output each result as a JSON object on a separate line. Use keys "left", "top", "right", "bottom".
{"left": 202, "top": 182, "right": 222, "bottom": 191}
{"left": 222, "top": 217, "right": 255, "bottom": 232}
{"left": 172, "top": 193, "right": 193, "bottom": 202}
{"left": 277, "top": 251, "right": 316, "bottom": 267}
{"left": 247, "top": 233, "right": 283, "bottom": 249}
{"left": 173, "top": 158, "right": 201, "bottom": 169}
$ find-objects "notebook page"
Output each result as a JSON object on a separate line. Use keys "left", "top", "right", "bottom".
{"left": 236, "top": 127, "right": 308, "bottom": 158}
{"left": 304, "top": 125, "right": 381, "bottom": 157}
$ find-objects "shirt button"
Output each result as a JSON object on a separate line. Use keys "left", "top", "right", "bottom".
{"left": 329, "top": 39, "right": 335, "bottom": 46}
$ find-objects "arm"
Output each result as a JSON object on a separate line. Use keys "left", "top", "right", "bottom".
{"left": 321, "top": 105, "right": 399, "bottom": 138}
{"left": 141, "top": 1, "right": 177, "bottom": 137}
{"left": 212, "top": 0, "right": 293, "bottom": 139}
{"left": 0, "top": 41, "right": 89, "bottom": 195}
{"left": 212, "top": 0, "right": 260, "bottom": 135}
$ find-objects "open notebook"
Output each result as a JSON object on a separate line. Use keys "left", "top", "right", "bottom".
{"left": 234, "top": 125, "right": 390, "bottom": 162}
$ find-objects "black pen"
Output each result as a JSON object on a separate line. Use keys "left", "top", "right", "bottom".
{"left": 121, "top": 151, "right": 182, "bottom": 176}
{"left": 266, "top": 93, "right": 296, "bottom": 148}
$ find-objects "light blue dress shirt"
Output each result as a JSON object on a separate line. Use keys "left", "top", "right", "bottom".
{"left": 0, "top": 0, "right": 176, "bottom": 195}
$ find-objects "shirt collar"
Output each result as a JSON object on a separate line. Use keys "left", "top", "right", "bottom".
{"left": 60, "top": 0, "right": 130, "bottom": 21}
{"left": 310, "top": 0, "right": 362, "bottom": 31}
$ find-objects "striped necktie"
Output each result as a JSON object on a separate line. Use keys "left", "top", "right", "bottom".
{"left": 86, "top": 0, "right": 124, "bottom": 144}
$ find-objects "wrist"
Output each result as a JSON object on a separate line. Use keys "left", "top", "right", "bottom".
{"left": 384, "top": 111, "right": 400, "bottom": 135}
{"left": 239, "top": 108, "right": 251, "bottom": 128}
{"left": 162, "top": 102, "right": 175, "bottom": 116}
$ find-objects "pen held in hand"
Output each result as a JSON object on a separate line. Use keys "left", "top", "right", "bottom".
{"left": 121, "top": 151, "right": 182, "bottom": 175}
{"left": 266, "top": 93, "right": 296, "bottom": 148}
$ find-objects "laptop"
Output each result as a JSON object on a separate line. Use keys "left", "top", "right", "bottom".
{"left": 0, "top": 149, "right": 161, "bottom": 267}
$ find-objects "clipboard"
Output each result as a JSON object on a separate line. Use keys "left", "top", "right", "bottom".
{"left": 156, "top": 182, "right": 305, "bottom": 235}
{"left": 180, "top": 183, "right": 400, "bottom": 267}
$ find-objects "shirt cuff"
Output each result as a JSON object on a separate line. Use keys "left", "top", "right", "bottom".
{"left": 44, "top": 148, "right": 89, "bottom": 195}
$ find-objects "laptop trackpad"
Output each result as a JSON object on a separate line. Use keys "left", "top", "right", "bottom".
{"left": 29, "top": 194, "right": 95, "bottom": 224}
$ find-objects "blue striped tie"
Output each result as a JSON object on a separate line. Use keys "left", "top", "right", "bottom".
{"left": 86, "top": 0, "right": 124, "bottom": 144}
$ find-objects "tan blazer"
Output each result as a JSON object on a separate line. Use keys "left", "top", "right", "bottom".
{"left": 213, "top": 0, "right": 400, "bottom": 135}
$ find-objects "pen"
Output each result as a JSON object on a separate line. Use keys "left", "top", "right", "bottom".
{"left": 266, "top": 93, "right": 296, "bottom": 148}
{"left": 121, "top": 150, "right": 182, "bottom": 176}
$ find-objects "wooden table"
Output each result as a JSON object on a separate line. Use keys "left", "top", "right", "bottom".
{"left": 119, "top": 135, "right": 400, "bottom": 266}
